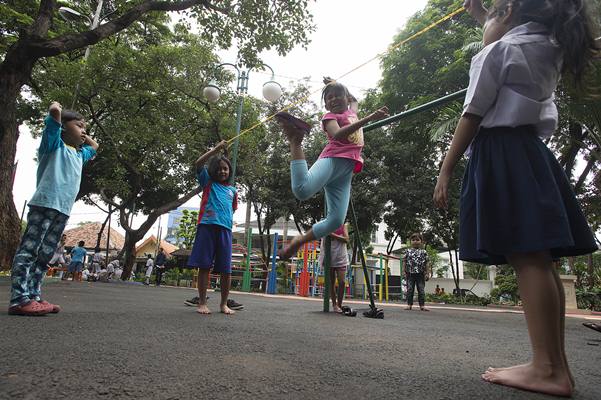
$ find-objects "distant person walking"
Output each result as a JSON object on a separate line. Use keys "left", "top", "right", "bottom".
{"left": 144, "top": 254, "right": 154, "bottom": 285}
{"left": 155, "top": 248, "right": 167, "bottom": 286}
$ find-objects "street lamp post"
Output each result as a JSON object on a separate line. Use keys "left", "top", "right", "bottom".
{"left": 203, "top": 63, "right": 282, "bottom": 185}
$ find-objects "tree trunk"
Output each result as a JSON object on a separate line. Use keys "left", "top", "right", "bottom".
{"left": 121, "top": 232, "right": 141, "bottom": 280}
{"left": 0, "top": 48, "right": 37, "bottom": 269}
{"left": 95, "top": 212, "right": 111, "bottom": 250}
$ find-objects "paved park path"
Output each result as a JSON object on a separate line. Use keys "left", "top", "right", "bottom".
{"left": 1, "top": 280, "right": 600, "bottom": 400}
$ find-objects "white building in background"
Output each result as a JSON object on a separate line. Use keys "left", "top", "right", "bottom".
{"left": 164, "top": 206, "right": 200, "bottom": 245}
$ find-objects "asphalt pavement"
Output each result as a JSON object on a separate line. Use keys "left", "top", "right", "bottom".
{"left": 1, "top": 279, "right": 600, "bottom": 400}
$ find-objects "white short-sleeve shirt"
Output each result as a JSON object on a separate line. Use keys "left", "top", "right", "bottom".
{"left": 464, "top": 22, "right": 562, "bottom": 138}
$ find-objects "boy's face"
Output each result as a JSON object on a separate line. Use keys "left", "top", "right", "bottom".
{"left": 411, "top": 237, "right": 422, "bottom": 248}
{"left": 62, "top": 119, "right": 87, "bottom": 147}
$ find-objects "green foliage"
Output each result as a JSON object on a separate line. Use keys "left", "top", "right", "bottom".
{"left": 576, "top": 287, "right": 601, "bottom": 311}
{"left": 490, "top": 265, "right": 519, "bottom": 304}
{"left": 463, "top": 261, "right": 488, "bottom": 280}
{"left": 426, "top": 292, "right": 490, "bottom": 306}
{"left": 174, "top": 209, "right": 200, "bottom": 249}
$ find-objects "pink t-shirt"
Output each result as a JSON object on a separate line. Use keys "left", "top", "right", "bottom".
{"left": 333, "top": 225, "right": 345, "bottom": 236}
{"left": 319, "top": 109, "right": 364, "bottom": 173}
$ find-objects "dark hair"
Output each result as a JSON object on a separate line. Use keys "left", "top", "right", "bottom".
{"left": 321, "top": 77, "right": 356, "bottom": 105}
{"left": 78, "top": 240, "right": 85, "bottom": 246}
{"left": 207, "top": 155, "right": 232, "bottom": 182}
{"left": 409, "top": 233, "right": 423, "bottom": 241}
{"left": 61, "top": 109, "right": 85, "bottom": 126}
{"left": 492, "top": 0, "right": 599, "bottom": 85}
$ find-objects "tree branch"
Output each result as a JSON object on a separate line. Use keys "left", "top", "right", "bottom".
{"left": 30, "top": 0, "right": 55, "bottom": 38}
{"left": 24, "top": 0, "right": 213, "bottom": 58}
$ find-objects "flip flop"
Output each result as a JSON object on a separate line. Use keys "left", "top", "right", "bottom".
{"left": 583, "top": 322, "right": 601, "bottom": 333}
{"left": 341, "top": 306, "right": 357, "bottom": 317}
{"left": 274, "top": 112, "right": 312, "bottom": 134}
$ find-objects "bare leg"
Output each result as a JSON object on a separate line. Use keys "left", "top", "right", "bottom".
{"left": 481, "top": 251, "right": 572, "bottom": 397}
{"left": 336, "top": 269, "right": 346, "bottom": 309}
{"left": 219, "top": 272, "right": 234, "bottom": 315}
{"left": 487, "top": 265, "right": 574, "bottom": 387}
{"left": 280, "top": 120, "right": 305, "bottom": 160}
{"left": 329, "top": 267, "right": 342, "bottom": 313}
{"left": 280, "top": 229, "right": 316, "bottom": 260}
{"left": 196, "top": 269, "right": 211, "bottom": 314}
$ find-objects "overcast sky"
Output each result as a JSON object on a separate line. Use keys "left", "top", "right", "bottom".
{"left": 12, "top": 1, "right": 429, "bottom": 240}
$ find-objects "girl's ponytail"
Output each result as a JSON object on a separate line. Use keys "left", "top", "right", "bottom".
{"left": 512, "top": 0, "right": 599, "bottom": 85}
{"left": 549, "top": 0, "right": 598, "bottom": 85}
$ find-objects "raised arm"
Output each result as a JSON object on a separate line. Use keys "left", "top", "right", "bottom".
{"left": 83, "top": 134, "right": 99, "bottom": 151}
{"left": 325, "top": 106, "right": 389, "bottom": 141}
{"left": 49, "top": 101, "right": 61, "bottom": 123}
{"left": 194, "top": 140, "right": 227, "bottom": 169}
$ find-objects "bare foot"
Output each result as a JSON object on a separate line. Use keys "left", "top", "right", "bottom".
{"left": 487, "top": 363, "right": 575, "bottom": 389}
{"left": 333, "top": 305, "right": 343, "bottom": 313}
{"left": 196, "top": 305, "right": 211, "bottom": 314}
{"left": 279, "top": 236, "right": 303, "bottom": 260}
{"left": 278, "top": 120, "right": 305, "bottom": 144}
{"left": 481, "top": 363, "right": 573, "bottom": 397}
{"left": 405, "top": 306, "right": 412, "bottom": 310}
{"left": 220, "top": 305, "right": 235, "bottom": 315}
{"left": 420, "top": 307, "right": 430, "bottom": 311}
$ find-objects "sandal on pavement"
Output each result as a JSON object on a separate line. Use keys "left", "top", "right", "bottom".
{"left": 8, "top": 301, "right": 50, "bottom": 316}
{"left": 583, "top": 322, "right": 601, "bottom": 333}
{"left": 39, "top": 300, "right": 61, "bottom": 313}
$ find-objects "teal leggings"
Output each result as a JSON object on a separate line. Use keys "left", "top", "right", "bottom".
{"left": 290, "top": 158, "right": 354, "bottom": 239}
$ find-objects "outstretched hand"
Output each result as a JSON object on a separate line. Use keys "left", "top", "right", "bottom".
{"left": 215, "top": 140, "right": 228, "bottom": 151}
{"left": 369, "top": 106, "right": 390, "bottom": 122}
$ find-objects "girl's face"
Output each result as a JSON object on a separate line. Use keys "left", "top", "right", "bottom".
{"left": 216, "top": 160, "right": 230, "bottom": 183}
{"left": 411, "top": 237, "right": 422, "bottom": 248}
{"left": 324, "top": 90, "right": 349, "bottom": 114}
{"left": 62, "top": 119, "right": 87, "bottom": 147}
{"left": 482, "top": 2, "right": 515, "bottom": 46}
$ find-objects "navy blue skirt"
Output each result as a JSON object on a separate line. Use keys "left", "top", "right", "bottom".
{"left": 459, "top": 126, "right": 597, "bottom": 265}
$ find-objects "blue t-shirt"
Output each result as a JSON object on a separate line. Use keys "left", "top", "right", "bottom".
{"left": 196, "top": 167, "right": 237, "bottom": 230}
{"left": 28, "top": 115, "right": 96, "bottom": 216}
{"left": 71, "top": 246, "right": 87, "bottom": 263}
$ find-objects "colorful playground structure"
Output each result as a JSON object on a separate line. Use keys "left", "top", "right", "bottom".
{"left": 195, "top": 225, "right": 407, "bottom": 306}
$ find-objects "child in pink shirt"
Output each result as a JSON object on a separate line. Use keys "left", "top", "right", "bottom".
{"left": 278, "top": 78, "right": 388, "bottom": 259}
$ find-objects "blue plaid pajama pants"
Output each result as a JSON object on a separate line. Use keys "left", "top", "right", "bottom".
{"left": 10, "top": 206, "right": 69, "bottom": 307}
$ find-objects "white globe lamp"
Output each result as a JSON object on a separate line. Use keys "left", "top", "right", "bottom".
{"left": 262, "top": 81, "right": 282, "bottom": 103}
{"left": 203, "top": 83, "right": 221, "bottom": 103}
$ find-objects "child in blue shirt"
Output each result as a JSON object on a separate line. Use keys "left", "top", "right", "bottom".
{"left": 9, "top": 102, "right": 98, "bottom": 316}
{"left": 67, "top": 241, "right": 88, "bottom": 282}
{"left": 186, "top": 141, "right": 238, "bottom": 315}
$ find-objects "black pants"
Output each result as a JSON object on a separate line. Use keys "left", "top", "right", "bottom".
{"left": 407, "top": 273, "right": 425, "bottom": 307}
{"left": 155, "top": 267, "right": 164, "bottom": 286}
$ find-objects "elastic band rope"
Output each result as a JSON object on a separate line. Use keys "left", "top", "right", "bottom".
{"left": 226, "top": 6, "right": 465, "bottom": 146}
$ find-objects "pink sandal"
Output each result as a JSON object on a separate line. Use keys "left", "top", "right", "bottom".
{"left": 8, "top": 300, "right": 50, "bottom": 316}
{"left": 38, "top": 300, "right": 61, "bottom": 313}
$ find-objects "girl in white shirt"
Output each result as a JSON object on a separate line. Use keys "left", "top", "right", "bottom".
{"left": 434, "top": 0, "right": 598, "bottom": 396}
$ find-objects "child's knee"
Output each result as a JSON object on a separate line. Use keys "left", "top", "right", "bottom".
{"left": 292, "top": 185, "right": 313, "bottom": 201}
